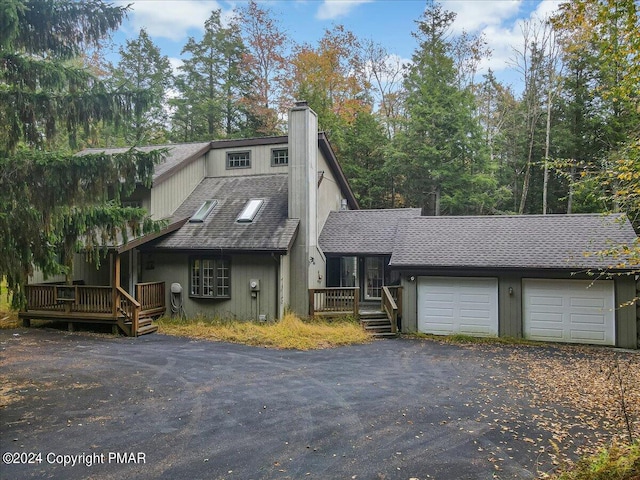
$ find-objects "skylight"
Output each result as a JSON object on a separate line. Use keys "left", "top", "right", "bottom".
{"left": 189, "top": 200, "right": 217, "bottom": 223}
{"left": 237, "top": 199, "right": 263, "bottom": 223}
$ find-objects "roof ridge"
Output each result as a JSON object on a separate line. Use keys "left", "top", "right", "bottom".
{"left": 410, "top": 213, "right": 619, "bottom": 219}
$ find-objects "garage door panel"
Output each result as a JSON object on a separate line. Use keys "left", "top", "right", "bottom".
{"left": 530, "top": 312, "right": 563, "bottom": 323}
{"left": 529, "top": 327, "right": 564, "bottom": 340}
{"left": 459, "top": 323, "right": 492, "bottom": 335}
{"left": 424, "top": 293, "right": 455, "bottom": 302}
{"left": 418, "top": 277, "right": 498, "bottom": 337}
{"left": 523, "top": 279, "right": 614, "bottom": 346}
{"left": 570, "top": 297, "right": 604, "bottom": 309}
{"left": 530, "top": 295, "right": 564, "bottom": 307}
{"left": 460, "top": 306, "right": 491, "bottom": 315}
{"left": 570, "top": 313, "right": 606, "bottom": 325}
{"left": 460, "top": 293, "right": 491, "bottom": 303}
{"left": 570, "top": 330, "right": 605, "bottom": 342}
{"left": 424, "top": 307, "right": 455, "bottom": 317}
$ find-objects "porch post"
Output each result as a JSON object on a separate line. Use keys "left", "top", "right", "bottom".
{"left": 129, "top": 249, "right": 137, "bottom": 297}
{"left": 112, "top": 252, "right": 121, "bottom": 317}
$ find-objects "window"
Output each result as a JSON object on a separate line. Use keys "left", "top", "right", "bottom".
{"left": 227, "top": 151, "right": 251, "bottom": 169}
{"left": 271, "top": 148, "right": 288, "bottom": 166}
{"left": 190, "top": 257, "right": 231, "bottom": 298}
{"left": 189, "top": 199, "right": 217, "bottom": 223}
{"left": 237, "top": 199, "right": 264, "bottom": 223}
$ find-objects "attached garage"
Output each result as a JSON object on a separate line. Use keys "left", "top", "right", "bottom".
{"left": 523, "top": 279, "right": 615, "bottom": 345}
{"left": 417, "top": 277, "right": 499, "bottom": 336}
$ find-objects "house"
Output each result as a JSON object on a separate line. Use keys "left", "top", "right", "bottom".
{"left": 321, "top": 210, "right": 639, "bottom": 349}
{"left": 21, "top": 103, "right": 639, "bottom": 348}
{"left": 22, "top": 102, "right": 358, "bottom": 332}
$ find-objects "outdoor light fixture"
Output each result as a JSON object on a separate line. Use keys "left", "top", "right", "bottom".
{"left": 508, "top": 286, "right": 514, "bottom": 296}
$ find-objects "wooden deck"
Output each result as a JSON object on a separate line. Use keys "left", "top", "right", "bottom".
{"left": 19, "top": 282, "right": 166, "bottom": 337}
{"left": 309, "top": 286, "right": 403, "bottom": 336}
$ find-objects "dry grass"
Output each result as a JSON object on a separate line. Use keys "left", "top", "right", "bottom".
{"left": 552, "top": 441, "right": 640, "bottom": 480}
{"left": 156, "top": 312, "right": 371, "bottom": 350}
{"left": 0, "top": 279, "right": 20, "bottom": 329}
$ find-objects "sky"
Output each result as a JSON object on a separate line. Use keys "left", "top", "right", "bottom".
{"left": 112, "top": 0, "right": 564, "bottom": 92}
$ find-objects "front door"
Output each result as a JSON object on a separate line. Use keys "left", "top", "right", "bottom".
{"left": 364, "top": 257, "right": 384, "bottom": 300}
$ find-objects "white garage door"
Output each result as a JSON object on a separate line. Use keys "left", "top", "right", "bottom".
{"left": 523, "top": 279, "right": 615, "bottom": 345}
{"left": 417, "top": 277, "right": 499, "bottom": 336}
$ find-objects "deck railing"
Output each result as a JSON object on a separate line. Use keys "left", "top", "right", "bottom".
{"left": 136, "top": 282, "right": 165, "bottom": 314}
{"left": 309, "top": 287, "right": 360, "bottom": 316}
{"left": 23, "top": 282, "right": 166, "bottom": 337}
{"left": 381, "top": 286, "right": 399, "bottom": 334}
{"left": 25, "top": 284, "right": 112, "bottom": 313}
{"left": 74, "top": 286, "right": 112, "bottom": 313}
{"left": 116, "top": 286, "right": 140, "bottom": 336}
{"left": 25, "top": 284, "right": 64, "bottom": 311}
{"left": 385, "top": 286, "right": 403, "bottom": 317}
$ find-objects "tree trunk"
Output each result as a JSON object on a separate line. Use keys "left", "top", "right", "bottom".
{"left": 543, "top": 86, "right": 552, "bottom": 214}
{"left": 567, "top": 164, "right": 575, "bottom": 214}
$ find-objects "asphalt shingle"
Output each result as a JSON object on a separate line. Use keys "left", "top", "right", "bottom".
{"left": 390, "top": 213, "right": 638, "bottom": 270}
{"left": 78, "top": 142, "right": 211, "bottom": 184}
{"left": 151, "top": 174, "right": 298, "bottom": 252}
{"left": 319, "top": 208, "right": 422, "bottom": 255}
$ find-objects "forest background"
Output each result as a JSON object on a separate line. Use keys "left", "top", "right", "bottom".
{"left": 88, "top": 0, "right": 639, "bottom": 223}
{"left": 1, "top": 0, "right": 638, "bottom": 303}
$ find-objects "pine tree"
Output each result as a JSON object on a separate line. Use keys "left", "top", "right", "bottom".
{"left": 0, "top": 0, "right": 163, "bottom": 306}
{"left": 394, "top": 3, "right": 499, "bottom": 215}
{"left": 110, "top": 28, "right": 173, "bottom": 145}
{"left": 171, "top": 10, "right": 249, "bottom": 140}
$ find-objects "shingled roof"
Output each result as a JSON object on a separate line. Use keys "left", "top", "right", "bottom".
{"left": 79, "top": 142, "right": 211, "bottom": 186}
{"left": 390, "top": 213, "right": 638, "bottom": 270}
{"left": 149, "top": 174, "right": 298, "bottom": 252}
{"left": 319, "top": 208, "right": 422, "bottom": 255}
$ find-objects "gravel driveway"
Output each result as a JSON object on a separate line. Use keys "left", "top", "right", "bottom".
{"left": 1, "top": 328, "right": 637, "bottom": 480}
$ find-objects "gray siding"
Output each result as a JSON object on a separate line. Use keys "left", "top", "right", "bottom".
{"left": 400, "top": 276, "right": 418, "bottom": 332}
{"left": 317, "top": 149, "right": 345, "bottom": 234}
{"left": 399, "top": 270, "right": 637, "bottom": 349}
{"left": 151, "top": 155, "right": 206, "bottom": 219}
{"left": 30, "top": 253, "right": 110, "bottom": 286}
{"left": 140, "top": 252, "right": 279, "bottom": 320}
{"left": 615, "top": 275, "right": 637, "bottom": 349}
{"left": 206, "top": 144, "right": 289, "bottom": 177}
{"left": 29, "top": 269, "right": 65, "bottom": 284}
{"left": 498, "top": 273, "right": 522, "bottom": 338}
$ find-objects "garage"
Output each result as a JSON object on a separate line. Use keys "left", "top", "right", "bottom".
{"left": 523, "top": 279, "right": 615, "bottom": 345}
{"left": 417, "top": 277, "right": 499, "bottom": 336}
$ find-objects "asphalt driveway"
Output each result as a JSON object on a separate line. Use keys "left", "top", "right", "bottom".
{"left": 1, "top": 328, "right": 634, "bottom": 480}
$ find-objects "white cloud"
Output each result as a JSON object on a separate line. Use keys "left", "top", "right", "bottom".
{"left": 471, "top": 0, "right": 563, "bottom": 81}
{"left": 122, "top": 1, "right": 232, "bottom": 41}
{"left": 531, "top": 0, "right": 562, "bottom": 21}
{"left": 315, "top": 0, "right": 372, "bottom": 20}
{"left": 168, "top": 57, "right": 183, "bottom": 75}
{"left": 443, "top": 0, "right": 522, "bottom": 34}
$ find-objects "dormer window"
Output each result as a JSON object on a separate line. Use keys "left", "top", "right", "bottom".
{"left": 227, "top": 151, "right": 251, "bottom": 169}
{"left": 271, "top": 148, "right": 288, "bottom": 166}
{"left": 237, "top": 199, "right": 263, "bottom": 223}
{"left": 190, "top": 199, "right": 217, "bottom": 223}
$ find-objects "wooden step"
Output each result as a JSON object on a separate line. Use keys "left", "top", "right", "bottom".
{"left": 371, "top": 331, "right": 399, "bottom": 338}
{"left": 137, "top": 324, "right": 158, "bottom": 336}
{"left": 361, "top": 318, "right": 391, "bottom": 324}
{"left": 138, "top": 317, "right": 153, "bottom": 328}
{"left": 363, "top": 323, "right": 391, "bottom": 330}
